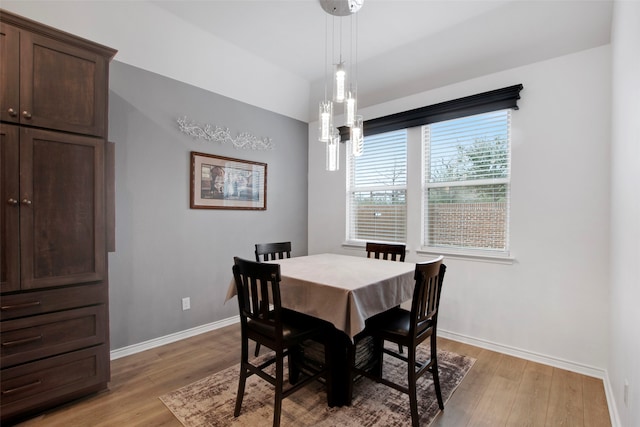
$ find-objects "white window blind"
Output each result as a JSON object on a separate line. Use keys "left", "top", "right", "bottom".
{"left": 423, "top": 109, "right": 511, "bottom": 253}
{"left": 347, "top": 130, "right": 407, "bottom": 243}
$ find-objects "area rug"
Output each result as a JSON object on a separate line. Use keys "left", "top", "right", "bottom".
{"left": 160, "top": 344, "right": 475, "bottom": 427}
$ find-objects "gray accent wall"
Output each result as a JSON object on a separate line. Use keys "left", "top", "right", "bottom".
{"left": 107, "top": 61, "right": 308, "bottom": 349}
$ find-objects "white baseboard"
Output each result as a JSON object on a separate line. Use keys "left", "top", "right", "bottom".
{"left": 603, "top": 370, "right": 622, "bottom": 427}
{"left": 109, "top": 316, "right": 239, "bottom": 360}
{"left": 439, "top": 329, "right": 606, "bottom": 379}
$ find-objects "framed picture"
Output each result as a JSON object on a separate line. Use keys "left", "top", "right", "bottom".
{"left": 190, "top": 151, "right": 267, "bottom": 210}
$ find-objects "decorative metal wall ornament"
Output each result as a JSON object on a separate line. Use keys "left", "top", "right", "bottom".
{"left": 177, "top": 116, "right": 274, "bottom": 150}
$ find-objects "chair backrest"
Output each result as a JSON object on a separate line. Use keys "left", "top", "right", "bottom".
{"left": 255, "top": 241, "right": 292, "bottom": 262}
{"left": 366, "top": 242, "right": 406, "bottom": 262}
{"left": 410, "top": 256, "right": 446, "bottom": 339}
{"left": 233, "top": 256, "right": 283, "bottom": 337}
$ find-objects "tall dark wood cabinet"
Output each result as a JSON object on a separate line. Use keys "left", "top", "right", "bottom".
{"left": 0, "top": 10, "right": 116, "bottom": 424}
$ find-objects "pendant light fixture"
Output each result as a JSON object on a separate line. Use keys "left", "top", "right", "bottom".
{"left": 318, "top": 99, "right": 333, "bottom": 142}
{"left": 318, "top": 0, "right": 364, "bottom": 169}
{"left": 326, "top": 128, "right": 340, "bottom": 171}
{"left": 351, "top": 115, "right": 364, "bottom": 157}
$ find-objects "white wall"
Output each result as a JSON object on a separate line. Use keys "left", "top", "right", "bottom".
{"left": 609, "top": 2, "right": 640, "bottom": 425}
{"left": 1, "top": 1, "right": 310, "bottom": 122}
{"left": 309, "top": 45, "right": 611, "bottom": 375}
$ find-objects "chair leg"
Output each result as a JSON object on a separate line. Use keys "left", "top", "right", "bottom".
{"left": 431, "top": 334, "right": 444, "bottom": 410}
{"left": 398, "top": 343, "right": 404, "bottom": 354}
{"left": 273, "top": 353, "right": 284, "bottom": 427}
{"left": 432, "top": 361, "right": 444, "bottom": 410}
{"left": 234, "top": 339, "right": 249, "bottom": 417}
{"left": 407, "top": 345, "right": 420, "bottom": 427}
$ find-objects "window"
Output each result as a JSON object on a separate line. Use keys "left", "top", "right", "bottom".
{"left": 343, "top": 85, "right": 522, "bottom": 257}
{"left": 347, "top": 130, "right": 407, "bottom": 243}
{"left": 423, "top": 109, "right": 511, "bottom": 254}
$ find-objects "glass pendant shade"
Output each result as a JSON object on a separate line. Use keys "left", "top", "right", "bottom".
{"left": 318, "top": 100, "right": 333, "bottom": 142}
{"left": 345, "top": 90, "right": 357, "bottom": 127}
{"left": 319, "top": 0, "right": 364, "bottom": 169}
{"left": 351, "top": 115, "right": 364, "bottom": 157}
{"left": 334, "top": 63, "right": 346, "bottom": 103}
{"left": 326, "top": 129, "right": 340, "bottom": 171}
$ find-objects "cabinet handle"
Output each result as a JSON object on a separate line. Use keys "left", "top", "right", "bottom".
{"left": 22, "top": 110, "right": 32, "bottom": 119}
{"left": 2, "top": 380, "right": 42, "bottom": 395}
{"left": 7, "top": 107, "right": 18, "bottom": 117}
{"left": 7, "top": 198, "right": 19, "bottom": 206}
{"left": 0, "top": 301, "right": 41, "bottom": 311}
{"left": 2, "top": 335, "right": 43, "bottom": 347}
{"left": 21, "top": 198, "right": 32, "bottom": 206}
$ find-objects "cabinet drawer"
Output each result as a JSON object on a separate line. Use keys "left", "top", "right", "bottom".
{"left": 0, "top": 283, "right": 106, "bottom": 321}
{"left": 1, "top": 344, "right": 108, "bottom": 423}
{"left": 1, "top": 305, "right": 106, "bottom": 369}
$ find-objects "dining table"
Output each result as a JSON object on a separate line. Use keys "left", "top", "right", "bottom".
{"left": 226, "top": 252, "right": 417, "bottom": 406}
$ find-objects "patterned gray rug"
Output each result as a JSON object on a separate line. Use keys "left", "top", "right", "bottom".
{"left": 160, "top": 344, "right": 475, "bottom": 427}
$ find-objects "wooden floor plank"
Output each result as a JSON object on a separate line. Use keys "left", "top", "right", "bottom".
{"left": 431, "top": 347, "right": 502, "bottom": 427}
{"left": 466, "top": 353, "right": 527, "bottom": 426}
{"left": 546, "top": 368, "right": 585, "bottom": 426}
{"left": 583, "top": 375, "right": 611, "bottom": 427}
{"left": 506, "top": 361, "right": 553, "bottom": 427}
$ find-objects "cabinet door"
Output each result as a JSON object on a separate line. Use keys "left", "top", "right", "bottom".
{"left": 19, "top": 31, "right": 108, "bottom": 137}
{"left": 20, "top": 128, "right": 105, "bottom": 290}
{"left": 1, "top": 124, "right": 20, "bottom": 293}
{"left": 0, "top": 23, "right": 20, "bottom": 124}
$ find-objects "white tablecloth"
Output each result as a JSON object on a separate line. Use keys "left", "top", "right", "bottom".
{"left": 227, "top": 253, "right": 416, "bottom": 339}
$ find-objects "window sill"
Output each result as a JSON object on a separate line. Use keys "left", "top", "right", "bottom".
{"left": 417, "top": 248, "right": 515, "bottom": 264}
{"left": 342, "top": 242, "right": 515, "bottom": 265}
{"left": 341, "top": 241, "right": 368, "bottom": 250}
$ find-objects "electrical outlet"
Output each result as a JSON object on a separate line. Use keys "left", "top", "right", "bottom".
{"left": 182, "top": 297, "right": 191, "bottom": 311}
{"left": 624, "top": 379, "right": 629, "bottom": 407}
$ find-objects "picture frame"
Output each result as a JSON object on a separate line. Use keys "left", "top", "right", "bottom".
{"left": 190, "top": 151, "right": 267, "bottom": 210}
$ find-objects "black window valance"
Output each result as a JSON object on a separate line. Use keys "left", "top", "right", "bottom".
{"left": 339, "top": 83, "right": 523, "bottom": 141}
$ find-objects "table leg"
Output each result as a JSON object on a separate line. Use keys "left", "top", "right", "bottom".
{"left": 326, "top": 330, "right": 351, "bottom": 407}
{"left": 297, "top": 327, "right": 381, "bottom": 407}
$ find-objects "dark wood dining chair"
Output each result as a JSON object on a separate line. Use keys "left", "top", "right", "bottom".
{"left": 348, "top": 256, "right": 447, "bottom": 427}
{"left": 366, "top": 242, "right": 406, "bottom": 262}
{"left": 255, "top": 241, "right": 292, "bottom": 262}
{"left": 232, "top": 257, "right": 331, "bottom": 427}
{"left": 253, "top": 241, "right": 292, "bottom": 356}
{"left": 366, "top": 241, "right": 407, "bottom": 353}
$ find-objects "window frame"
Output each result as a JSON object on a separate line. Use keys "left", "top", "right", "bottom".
{"left": 345, "top": 129, "right": 408, "bottom": 245}
{"left": 421, "top": 109, "right": 513, "bottom": 259}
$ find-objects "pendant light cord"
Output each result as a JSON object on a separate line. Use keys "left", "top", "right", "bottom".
{"left": 324, "top": 12, "right": 329, "bottom": 101}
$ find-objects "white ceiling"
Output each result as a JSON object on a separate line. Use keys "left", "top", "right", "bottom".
{"left": 1, "top": 0, "right": 613, "bottom": 122}
{"left": 150, "top": 0, "right": 613, "bottom": 118}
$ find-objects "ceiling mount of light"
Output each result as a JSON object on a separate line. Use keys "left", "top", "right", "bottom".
{"left": 318, "top": 0, "right": 364, "bottom": 171}
{"left": 319, "top": 0, "right": 363, "bottom": 16}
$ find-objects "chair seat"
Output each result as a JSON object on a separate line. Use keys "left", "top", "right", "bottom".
{"left": 248, "top": 311, "right": 326, "bottom": 342}
{"left": 367, "top": 307, "right": 410, "bottom": 336}
{"left": 367, "top": 307, "right": 435, "bottom": 343}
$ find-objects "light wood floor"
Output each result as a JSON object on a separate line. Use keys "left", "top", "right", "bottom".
{"left": 16, "top": 323, "right": 611, "bottom": 426}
